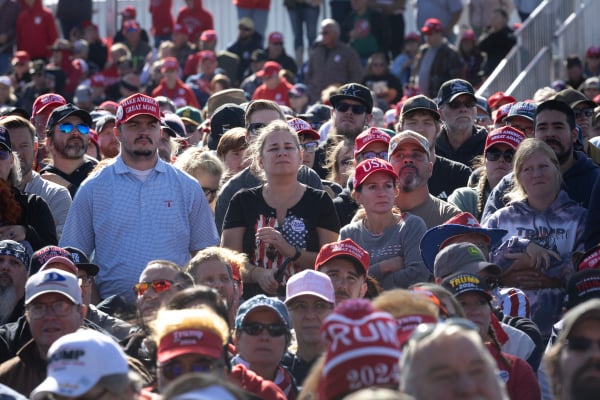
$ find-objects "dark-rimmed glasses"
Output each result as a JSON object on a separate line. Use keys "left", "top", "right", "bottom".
{"left": 58, "top": 122, "right": 90, "bottom": 135}
{"left": 299, "top": 141, "right": 319, "bottom": 153}
{"left": 447, "top": 100, "right": 475, "bottom": 109}
{"left": 27, "top": 300, "right": 75, "bottom": 320}
{"left": 133, "top": 279, "right": 174, "bottom": 297}
{"left": 240, "top": 322, "right": 287, "bottom": 337}
{"left": 573, "top": 108, "right": 594, "bottom": 118}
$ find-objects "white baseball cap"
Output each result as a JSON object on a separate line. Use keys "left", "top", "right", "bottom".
{"left": 25, "top": 268, "right": 82, "bottom": 305}
{"left": 285, "top": 270, "right": 335, "bottom": 304}
{"left": 31, "top": 329, "right": 129, "bottom": 399}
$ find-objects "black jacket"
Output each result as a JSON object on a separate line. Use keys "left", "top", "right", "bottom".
{"left": 436, "top": 125, "right": 488, "bottom": 167}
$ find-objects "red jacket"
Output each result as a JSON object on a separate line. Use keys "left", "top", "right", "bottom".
{"left": 152, "top": 78, "right": 201, "bottom": 108}
{"left": 176, "top": 0, "right": 214, "bottom": 43}
{"left": 252, "top": 78, "right": 293, "bottom": 107}
{"left": 149, "top": 0, "right": 174, "bottom": 36}
{"left": 233, "top": 0, "right": 270, "bottom": 9}
{"left": 230, "top": 364, "right": 287, "bottom": 400}
{"left": 486, "top": 344, "right": 541, "bottom": 400}
{"left": 16, "top": 0, "right": 58, "bottom": 60}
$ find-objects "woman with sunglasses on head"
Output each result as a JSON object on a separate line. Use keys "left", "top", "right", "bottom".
{"left": 232, "top": 295, "right": 297, "bottom": 399}
{"left": 449, "top": 126, "right": 525, "bottom": 221}
{"left": 221, "top": 120, "right": 340, "bottom": 299}
{"left": 0, "top": 126, "right": 56, "bottom": 251}
{"left": 339, "top": 158, "right": 428, "bottom": 290}
{"left": 483, "top": 139, "right": 587, "bottom": 339}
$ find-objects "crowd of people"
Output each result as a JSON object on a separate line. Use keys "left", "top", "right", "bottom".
{"left": 2, "top": 0, "right": 600, "bottom": 399}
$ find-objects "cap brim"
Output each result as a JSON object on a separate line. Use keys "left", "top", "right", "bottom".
{"left": 31, "top": 376, "right": 92, "bottom": 400}
{"left": 330, "top": 94, "right": 370, "bottom": 111}
{"left": 26, "top": 289, "right": 79, "bottom": 305}
{"left": 355, "top": 137, "right": 390, "bottom": 155}
{"left": 157, "top": 345, "right": 221, "bottom": 364}
{"left": 448, "top": 92, "right": 476, "bottom": 103}
{"left": 298, "top": 129, "right": 320, "bottom": 140}
{"left": 40, "top": 256, "right": 78, "bottom": 274}
{"left": 285, "top": 291, "right": 334, "bottom": 305}
{"left": 316, "top": 254, "right": 367, "bottom": 275}
{"left": 420, "top": 224, "right": 507, "bottom": 272}
{"left": 402, "top": 106, "right": 441, "bottom": 120}
{"left": 179, "top": 118, "right": 200, "bottom": 127}
{"left": 355, "top": 167, "right": 398, "bottom": 188}
{"left": 572, "top": 99, "right": 597, "bottom": 109}
{"left": 77, "top": 263, "right": 99, "bottom": 276}
{"left": 237, "top": 305, "right": 288, "bottom": 329}
{"left": 57, "top": 109, "right": 93, "bottom": 127}
{"left": 486, "top": 138, "right": 520, "bottom": 150}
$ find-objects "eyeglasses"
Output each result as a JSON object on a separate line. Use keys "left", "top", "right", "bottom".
{"left": 485, "top": 148, "right": 514, "bottom": 162}
{"left": 240, "top": 322, "right": 288, "bottom": 337}
{"left": 565, "top": 337, "right": 600, "bottom": 352}
{"left": 335, "top": 102, "right": 367, "bottom": 115}
{"left": 159, "top": 360, "right": 215, "bottom": 380}
{"left": 360, "top": 150, "right": 388, "bottom": 161}
{"left": 299, "top": 141, "right": 319, "bottom": 153}
{"left": 58, "top": 122, "right": 90, "bottom": 135}
{"left": 78, "top": 276, "right": 94, "bottom": 288}
{"left": 506, "top": 122, "right": 533, "bottom": 136}
{"left": 447, "top": 100, "right": 475, "bottom": 109}
{"left": 27, "top": 300, "right": 75, "bottom": 320}
{"left": 247, "top": 122, "right": 266, "bottom": 135}
{"left": 573, "top": 108, "right": 594, "bottom": 118}
{"left": 0, "top": 149, "right": 10, "bottom": 160}
{"left": 202, "top": 186, "right": 218, "bottom": 198}
{"left": 133, "top": 279, "right": 174, "bottom": 296}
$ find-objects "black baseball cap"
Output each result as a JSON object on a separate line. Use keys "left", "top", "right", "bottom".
{"left": 46, "top": 104, "right": 93, "bottom": 132}
{"left": 401, "top": 95, "right": 440, "bottom": 120}
{"left": 436, "top": 79, "right": 476, "bottom": 106}
{"left": 208, "top": 103, "right": 246, "bottom": 150}
{"left": 330, "top": 83, "right": 374, "bottom": 114}
{"left": 63, "top": 246, "right": 99, "bottom": 276}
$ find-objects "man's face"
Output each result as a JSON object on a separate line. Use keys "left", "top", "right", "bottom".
{"left": 6, "top": 126, "right": 35, "bottom": 177}
{"left": 440, "top": 95, "right": 476, "bottom": 135}
{"left": 190, "top": 259, "right": 236, "bottom": 312}
{"left": 505, "top": 116, "right": 534, "bottom": 138}
{"left": 332, "top": 99, "right": 370, "bottom": 141}
{"left": 136, "top": 264, "right": 180, "bottom": 323}
{"left": 0, "top": 255, "right": 27, "bottom": 320}
{"left": 287, "top": 295, "right": 333, "bottom": 345}
{"left": 558, "top": 318, "right": 600, "bottom": 400}
{"left": 534, "top": 109, "right": 577, "bottom": 165}
{"left": 246, "top": 109, "right": 283, "bottom": 142}
{"left": 318, "top": 258, "right": 366, "bottom": 303}
{"left": 573, "top": 105, "right": 594, "bottom": 139}
{"left": 320, "top": 23, "right": 338, "bottom": 48}
{"left": 409, "top": 332, "right": 504, "bottom": 400}
{"left": 116, "top": 115, "right": 161, "bottom": 162}
{"left": 389, "top": 142, "right": 432, "bottom": 193}
{"left": 26, "top": 292, "right": 83, "bottom": 354}
{"left": 76, "top": 270, "right": 93, "bottom": 306}
{"left": 97, "top": 121, "right": 119, "bottom": 158}
{"left": 401, "top": 111, "right": 439, "bottom": 146}
{"left": 158, "top": 130, "right": 173, "bottom": 163}
{"left": 48, "top": 116, "right": 89, "bottom": 160}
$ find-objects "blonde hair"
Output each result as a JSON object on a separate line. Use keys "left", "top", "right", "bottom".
{"left": 186, "top": 246, "right": 249, "bottom": 282}
{"left": 174, "top": 147, "right": 224, "bottom": 182}
{"left": 372, "top": 289, "right": 440, "bottom": 320}
{"left": 151, "top": 307, "right": 229, "bottom": 348}
{"left": 247, "top": 119, "right": 300, "bottom": 178}
{"left": 507, "top": 138, "right": 561, "bottom": 203}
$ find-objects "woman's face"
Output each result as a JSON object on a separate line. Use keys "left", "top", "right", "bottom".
{"left": 259, "top": 130, "right": 301, "bottom": 176}
{"left": 517, "top": 150, "right": 560, "bottom": 200}
{"left": 336, "top": 145, "right": 354, "bottom": 187}
{"left": 235, "top": 309, "right": 287, "bottom": 371}
{"left": 457, "top": 292, "right": 491, "bottom": 337}
{"left": 355, "top": 173, "right": 397, "bottom": 215}
{"left": 485, "top": 143, "right": 514, "bottom": 187}
{"left": 195, "top": 170, "right": 221, "bottom": 205}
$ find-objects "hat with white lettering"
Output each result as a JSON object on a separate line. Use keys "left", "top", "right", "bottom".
{"left": 30, "top": 245, "right": 77, "bottom": 275}
{"left": 441, "top": 272, "right": 493, "bottom": 301}
{"left": 353, "top": 158, "right": 398, "bottom": 189}
{"left": 31, "top": 329, "right": 129, "bottom": 400}
{"left": 157, "top": 327, "right": 225, "bottom": 363}
{"left": 319, "top": 299, "right": 401, "bottom": 399}
{"left": 354, "top": 127, "right": 391, "bottom": 156}
{"left": 285, "top": 270, "right": 335, "bottom": 304}
{"left": 25, "top": 268, "right": 82, "bottom": 305}
{"left": 115, "top": 93, "right": 161, "bottom": 126}
{"left": 315, "top": 238, "right": 370, "bottom": 275}
{"left": 484, "top": 125, "right": 525, "bottom": 153}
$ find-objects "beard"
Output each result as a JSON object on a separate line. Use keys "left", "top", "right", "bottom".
{"left": 570, "top": 359, "right": 600, "bottom": 400}
{"left": 54, "top": 137, "right": 87, "bottom": 160}
{"left": 544, "top": 137, "right": 572, "bottom": 164}
{"left": 0, "top": 283, "right": 18, "bottom": 323}
{"left": 397, "top": 165, "right": 423, "bottom": 192}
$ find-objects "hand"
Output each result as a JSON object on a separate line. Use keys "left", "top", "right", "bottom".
{"left": 380, "top": 256, "right": 404, "bottom": 275}
{"left": 509, "top": 242, "right": 560, "bottom": 270}
{"left": 254, "top": 268, "right": 279, "bottom": 296}
{"left": 256, "top": 227, "right": 293, "bottom": 257}
{"left": 0, "top": 225, "right": 26, "bottom": 242}
{"left": 41, "top": 172, "right": 71, "bottom": 189}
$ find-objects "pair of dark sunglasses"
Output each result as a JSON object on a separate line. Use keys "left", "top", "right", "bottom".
{"left": 335, "top": 102, "right": 366, "bottom": 115}
{"left": 485, "top": 148, "right": 515, "bottom": 163}
{"left": 240, "top": 322, "right": 287, "bottom": 337}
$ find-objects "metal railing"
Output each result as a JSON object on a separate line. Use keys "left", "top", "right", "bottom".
{"left": 476, "top": 0, "right": 596, "bottom": 100}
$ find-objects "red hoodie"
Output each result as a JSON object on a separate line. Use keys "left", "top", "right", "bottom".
{"left": 149, "top": 0, "right": 174, "bottom": 36}
{"left": 16, "top": 0, "right": 58, "bottom": 60}
{"left": 176, "top": 0, "right": 214, "bottom": 43}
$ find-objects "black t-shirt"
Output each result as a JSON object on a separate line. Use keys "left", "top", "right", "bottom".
{"left": 223, "top": 185, "right": 340, "bottom": 298}
{"left": 40, "top": 158, "right": 98, "bottom": 198}
{"left": 281, "top": 351, "right": 317, "bottom": 387}
{"left": 429, "top": 155, "right": 472, "bottom": 200}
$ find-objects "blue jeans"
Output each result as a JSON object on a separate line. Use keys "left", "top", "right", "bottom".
{"left": 236, "top": 7, "right": 269, "bottom": 41}
{"left": 287, "top": 5, "right": 320, "bottom": 50}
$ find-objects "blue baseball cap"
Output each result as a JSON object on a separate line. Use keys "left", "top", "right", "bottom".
{"left": 235, "top": 294, "right": 290, "bottom": 329}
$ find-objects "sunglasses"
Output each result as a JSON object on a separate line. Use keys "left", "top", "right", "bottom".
{"left": 247, "top": 122, "right": 266, "bottom": 135}
{"left": 133, "top": 279, "right": 174, "bottom": 296}
{"left": 565, "top": 337, "right": 600, "bottom": 352}
{"left": 573, "top": 108, "right": 594, "bottom": 118}
{"left": 58, "top": 122, "right": 90, "bottom": 135}
{"left": 335, "top": 102, "right": 366, "bottom": 115}
{"left": 0, "top": 149, "right": 10, "bottom": 160}
{"left": 485, "top": 148, "right": 514, "bottom": 162}
{"left": 447, "top": 100, "right": 475, "bottom": 109}
{"left": 360, "top": 150, "right": 388, "bottom": 161}
{"left": 240, "top": 322, "right": 287, "bottom": 337}
{"left": 299, "top": 141, "right": 319, "bottom": 153}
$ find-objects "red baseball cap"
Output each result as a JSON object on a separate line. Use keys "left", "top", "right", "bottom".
{"left": 157, "top": 328, "right": 223, "bottom": 363}
{"left": 115, "top": 93, "right": 161, "bottom": 126}
{"left": 484, "top": 126, "right": 525, "bottom": 153}
{"left": 89, "top": 74, "right": 105, "bottom": 87}
{"left": 32, "top": 93, "right": 67, "bottom": 117}
{"left": 200, "top": 29, "right": 217, "bottom": 42}
{"left": 315, "top": 238, "right": 370, "bottom": 275}
{"left": 353, "top": 158, "right": 398, "bottom": 188}
{"left": 268, "top": 31, "right": 284, "bottom": 44}
{"left": 587, "top": 46, "right": 600, "bottom": 58}
{"left": 256, "top": 61, "right": 281, "bottom": 77}
{"left": 354, "top": 127, "right": 391, "bottom": 156}
{"left": 12, "top": 51, "right": 30, "bottom": 65}
{"left": 198, "top": 50, "right": 216, "bottom": 62}
{"left": 120, "top": 6, "right": 136, "bottom": 19}
{"left": 98, "top": 101, "right": 119, "bottom": 114}
{"left": 161, "top": 57, "right": 179, "bottom": 72}
{"left": 461, "top": 29, "right": 476, "bottom": 41}
{"left": 578, "top": 244, "right": 600, "bottom": 271}
{"left": 488, "top": 91, "right": 516, "bottom": 110}
{"left": 421, "top": 18, "right": 444, "bottom": 34}
{"left": 405, "top": 32, "right": 420, "bottom": 42}
{"left": 288, "top": 117, "right": 319, "bottom": 140}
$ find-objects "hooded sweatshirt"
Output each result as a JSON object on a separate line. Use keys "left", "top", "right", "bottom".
{"left": 16, "top": 0, "right": 58, "bottom": 60}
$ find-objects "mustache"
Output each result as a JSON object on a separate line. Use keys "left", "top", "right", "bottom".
{"left": 135, "top": 136, "right": 153, "bottom": 144}
{"left": 399, "top": 164, "right": 418, "bottom": 174}
{"left": 544, "top": 138, "right": 563, "bottom": 147}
